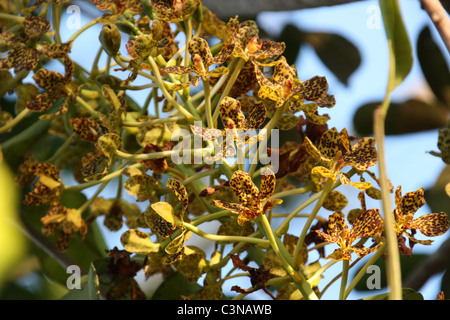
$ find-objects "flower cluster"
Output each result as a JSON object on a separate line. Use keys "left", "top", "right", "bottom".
{"left": 0, "top": 0, "right": 447, "bottom": 301}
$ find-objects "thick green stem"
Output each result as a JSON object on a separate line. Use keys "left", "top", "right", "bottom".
{"left": 374, "top": 106, "right": 402, "bottom": 300}
{"left": 257, "top": 214, "right": 319, "bottom": 300}
{"left": 339, "top": 259, "right": 350, "bottom": 300}
{"left": 202, "top": 78, "right": 214, "bottom": 129}
{"left": 51, "top": 3, "right": 62, "bottom": 44}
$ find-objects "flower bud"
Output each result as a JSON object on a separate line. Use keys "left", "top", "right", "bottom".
{"left": 99, "top": 23, "right": 121, "bottom": 57}
{"left": 133, "top": 34, "right": 158, "bottom": 58}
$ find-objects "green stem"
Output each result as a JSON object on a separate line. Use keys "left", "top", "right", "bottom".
{"left": 45, "top": 132, "right": 76, "bottom": 164}
{"left": 69, "top": 17, "right": 103, "bottom": 43}
{"left": 89, "top": 46, "right": 103, "bottom": 80}
{"left": 209, "top": 232, "right": 263, "bottom": 271}
{"left": 270, "top": 184, "right": 313, "bottom": 199}
{"left": 257, "top": 214, "right": 319, "bottom": 300}
{"left": 64, "top": 161, "right": 138, "bottom": 192}
{"left": 0, "top": 108, "right": 30, "bottom": 135}
{"left": 146, "top": 56, "right": 198, "bottom": 121}
{"left": 374, "top": 106, "right": 402, "bottom": 300}
{"left": 293, "top": 178, "right": 334, "bottom": 265}
{"left": 308, "top": 260, "right": 337, "bottom": 289}
{"left": 51, "top": 3, "right": 62, "bottom": 44}
{"left": 122, "top": 116, "right": 185, "bottom": 127}
{"left": 75, "top": 96, "right": 99, "bottom": 118}
{"left": 212, "top": 58, "right": 246, "bottom": 125}
{"left": 182, "top": 167, "right": 220, "bottom": 186}
{"left": 115, "top": 147, "right": 210, "bottom": 161}
{"left": 344, "top": 244, "right": 386, "bottom": 299}
{"left": 182, "top": 18, "right": 193, "bottom": 97}
{"left": 182, "top": 222, "right": 270, "bottom": 247}
{"left": 0, "top": 12, "right": 25, "bottom": 23}
{"left": 202, "top": 78, "right": 214, "bottom": 129}
{"left": 339, "top": 259, "right": 350, "bottom": 300}
{"left": 78, "top": 180, "right": 109, "bottom": 214}
{"left": 191, "top": 210, "right": 231, "bottom": 226}
{"left": 247, "top": 102, "right": 287, "bottom": 177}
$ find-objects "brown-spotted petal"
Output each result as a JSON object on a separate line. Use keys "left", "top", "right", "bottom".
{"left": 303, "top": 136, "right": 328, "bottom": 162}
{"left": 326, "top": 248, "right": 352, "bottom": 261}
{"left": 262, "top": 199, "right": 283, "bottom": 212}
{"left": 407, "top": 212, "right": 449, "bottom": 237}
{"left": 40, "top": 42, "right": 72, "bottom": 59}
{"left": 317, "top": 127, "right": 340, "bottom": 160}
{"left": 272, "top": 56, "right": 296, "bottom": 88}
{"left": 325, "top": 212, "right": 348, "bottom": 242}
{"left": 342, "top": 143, "right": 378, "bottom": 171}
{"left": 259, "top": 167, "right": 276, "bottom": 201}
{"left": 188, "top": 37, "right": 213, "bottom": 66}
{"left": 207, "top": 65, "right": 229, "bottom": 79}
{"left": 9, "top": 47, "right": 40, "bottom": 72}
{"left": 293, "top": 76, "right": 328, "bottom": 101}
{"left": 339, "top": 172, "right": 372, "bottom": 190}
{"left": 312, "top": 166, "right": 338, "bottom": 182}
{"left": 213, "top": 200, "right": 241, "bottom": 215}
{"left": 400, "top": 187, "right": 426, "bottom": 216}
{"left": 315, "top": 93, "right": 336, "bottom": 109}
{"left": 190, "top": 125, "right": 223, "bottom": 141}
{"left": 315, "top": 229, "right": 339, "bottom": 245}
{"left": 219, "top": 96, "right": 245, "bottom": 129}
{"left": 352, "top": 244, "right": 381, "bottom": 259}
{"left": 162, "top": 65, "right": 197, "bottom": 75}
{"left": 229, "top": 170, "right": 259, "bottom": 203}
{"left": 167, "top": 178, "right": 189, "bottom": 213}
{"left": 242, "top": 101, "right": 266, "bottom": 131}
{"left": 210, "top": 43, "right": 235, "bottom": 65}
{"left": 22, "top": 16, "right": 51, "bottom": 39}
{"left": 251, "top": 40, "right": 285, "bottom": 61}
{"left": 349, "top": 209, "right": 382, "bottom": 242}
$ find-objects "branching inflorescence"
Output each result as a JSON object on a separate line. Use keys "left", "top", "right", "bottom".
{"left": 0, "top": 0, "right": 448, "bottom": 300}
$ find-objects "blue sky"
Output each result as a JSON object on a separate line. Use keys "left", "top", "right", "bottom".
{"left": 57, "top": 0, "right": 449, "bottom": 300}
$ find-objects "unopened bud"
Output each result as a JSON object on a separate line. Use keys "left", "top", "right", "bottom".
{"left": 99, "top": 23, "right": 121, "bottom": 57}
{"left": 133, "top": 34, "right": 157, "bottom": 58}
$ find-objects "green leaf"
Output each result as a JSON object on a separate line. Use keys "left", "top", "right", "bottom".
{"left": 60, "top": 275, "right": 90, "bottom": 300}
{"left": 151, "top": 271, "right": 202, "bottom": 300}
{"left": 417, "top": 26, "right": 450, "bottom": 106}
{"left": 379, "top": 0, "right": 413, "bottom": 94}
{"left": 0, "top": 162, "right": 27, "bottom": 289}
{"left": 352, "top": 99, "right": 448, "bottom": 136}
{"left": 88, "top": 262, "right": 100, "bottom": 300}
{"left": 424, "top": 165, "right": 450, "bottom": 214}
{"left": 303, "top": 32, "right": 361, "bottom": 86}
{"left": 354, "top": 254, "right": 428, "bottom": 291}
{"left": 59, "top": 262, "right": 99, "bottom": 300}
{"left": 276, "top": 24, "right": 304, "bottom": 66}
{"left": 362, "top": 288, "right": 423, "bottom": 300}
